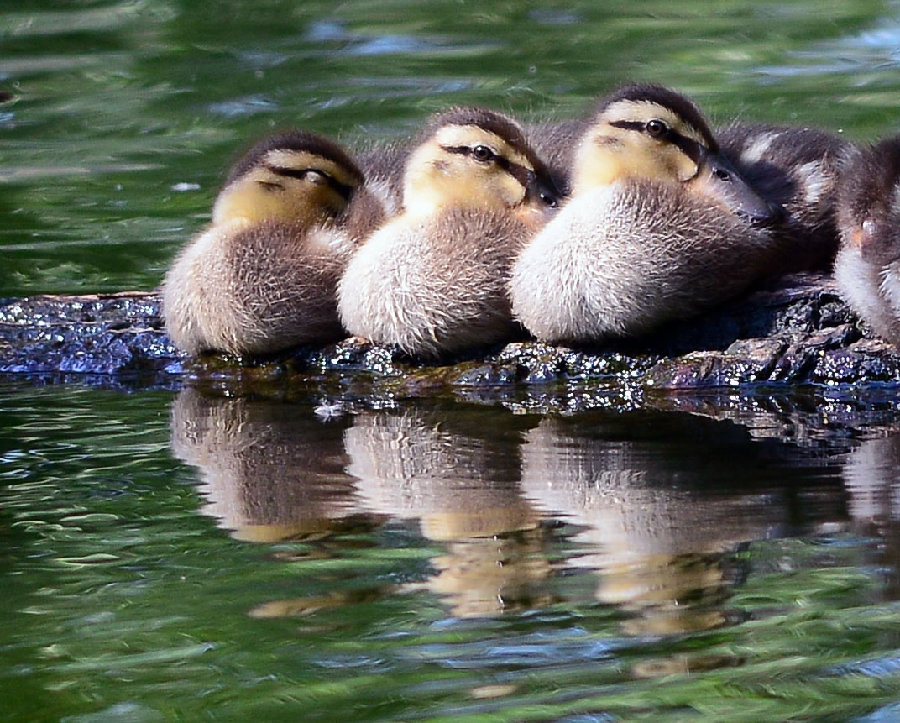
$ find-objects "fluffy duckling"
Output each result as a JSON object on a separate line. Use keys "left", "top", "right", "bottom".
{"left": 833, "top": 135, "right": 900, "bottom": 347}
{"left": 717, "top": 121, "right": 851, "bottom": 271}
{"left": 163, "top": 130, "right": 382, "bottom": 356}
{"left": 338, "top": 107, "right": 561, "bottom": 358}
{"left": 528, "top": 93, "right": 775, "bottom": 221}
{"left": 510, "top": 83, "right": 778, "bottom": 345}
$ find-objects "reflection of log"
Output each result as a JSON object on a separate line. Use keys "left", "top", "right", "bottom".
{"left": 2, "top": 273, "right": 900, "bottom": 390}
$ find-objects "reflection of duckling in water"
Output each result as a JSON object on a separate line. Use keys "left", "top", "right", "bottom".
{"left": 518, "top": 415, "right": 795, "bottom": 636}
{"left": 163, "top": 130, "right": 383, "bottom": 356}
{"left": 842, "top": 433, "right": 900, "bottom": 602}
{"left": 843, "top": 434, "right": 900, "bottom": 523}
{"left": 345, "top": 407, "right": 552, "bottom": 617}
{"left": 511, "top": 84, "right": 780, "bottom": 345}
{"left": 169, "top": 387, "right": 364, "bottom": 543}
{"left": 834, "top": 136, "right": 900, "bottom": 348}
{"left": 717, "top": 121, "right": 850, "bottom": 272}
{"left": 338, "top": 108, "right": 561, "bottom": 358}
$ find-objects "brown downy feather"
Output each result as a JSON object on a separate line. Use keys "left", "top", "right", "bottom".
{"left": 834, "top": 135, "right": 900, "bottom": 347}
{"left": 163, "top": 130, "right": 383, "bottom": 356}
{"left": 718, "top": 121, "right": 851, "bottom": 271}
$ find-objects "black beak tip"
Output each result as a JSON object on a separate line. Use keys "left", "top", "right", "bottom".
{"left": 743, "top": 201, "right": 787, "bottom": 229}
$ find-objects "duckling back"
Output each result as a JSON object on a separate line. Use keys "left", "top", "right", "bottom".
{"left": 526, "top": 118, "right": 587, "bottom": 196}
{"left": 834, "top": 136, "right": 900, "bottom": 347}
{"left": 718, "top": 122, "right": 850, "bottom": 271}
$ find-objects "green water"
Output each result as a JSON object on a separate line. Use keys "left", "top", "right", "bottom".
{"left": 1, "top": 0, "right": 897, "bottom": 297}
{"left": 3, "top": 382, "right": 900, "bottom": 720}
{"left": 3, "top": 0, "right": 900, "bottom": 719}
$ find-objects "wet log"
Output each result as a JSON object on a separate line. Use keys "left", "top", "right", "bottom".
{"left": 1, "top": 273, "right": 899, "bottom": 392}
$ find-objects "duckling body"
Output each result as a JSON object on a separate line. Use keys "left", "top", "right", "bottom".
{"left": 834, "top": 136, "right": 900, "bottom": 347}
{"left": 510, "top": 84, "right": 776, "bottom": 345}
{"left": 164, "top": 220, "right": 355, "bottom": 356}
{"left": 338, "top": 107, "right": 560, "bottom": 358}
{"left": 163, "top": 130, "right": 382, "bottom": 356}
{"left": 511, "top": 179, "right": 775, "bottom": 342}
{"left": 718, "top": 122, "right": 850, "bottom": 271}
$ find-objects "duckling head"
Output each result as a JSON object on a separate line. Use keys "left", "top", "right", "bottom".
{"left": 838, "top": 136, "right": 900, "bottom": 266}
{"left": 211, "top": 130, "right": 364, "bottom": 228}
{"left": 400, "top": 107, "right": 561, "bottom": 224}
{"left": 572, "top": 83, "right": 777, "bottom": 225}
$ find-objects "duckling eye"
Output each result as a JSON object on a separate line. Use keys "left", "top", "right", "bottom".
{"left": 471, "top": 145, "right": 495, "bottom": 162}
{"left": 269, "top": 165, "right": 330, "bottom": 186}
{"left": 303, "top": 169, "right": 329, "bottom": 185}
{"left": 645, "top": 119, "right": 668, "bottom": 138}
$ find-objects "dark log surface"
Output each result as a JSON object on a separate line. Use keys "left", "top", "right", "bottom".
{"left": 2, "top": 273, "right": 899, "bottom": 394}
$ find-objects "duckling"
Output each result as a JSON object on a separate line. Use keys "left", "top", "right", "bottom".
{"left": 337, "top": 107, "right": 561, "bottom": 358}
{"left": 527, "top": 90, "right": 777, "bottom": 222}
{"left": 717, "top": 121, "right": 851, "bottom": 271}
{"left": 355, "top": 114, "right": 560, "bottom": 225}
{"left": 833, "top": 135, "right": 900, "bottom": 347}
{"left": 510, "top": 83, "right": 778, "bottom": 345}
{"left": 163, "top": 130, "right": 383, "bottom": 356}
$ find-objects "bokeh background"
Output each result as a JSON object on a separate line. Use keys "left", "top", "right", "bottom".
{"left": 2, "top": 0, "right": 899, "bottom": 296}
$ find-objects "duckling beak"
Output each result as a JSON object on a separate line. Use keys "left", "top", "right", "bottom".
{"left": 693, "top": 153, "right": 784, "bottom": 228}
{"left": 524, "top": 171, "right": 562, "bottom": 219}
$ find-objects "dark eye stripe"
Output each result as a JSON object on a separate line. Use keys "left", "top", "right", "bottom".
{"left": 608, "top": 120, "right": 706, "bottom": 167}
{"left": 441, "top": 143, "right": 561, "bottom": 205}
{"left": 441, "top": 144, "right": 534, "bottom": 188}
{"left": 266, "top": 165, "right": 355, "bottom": 201}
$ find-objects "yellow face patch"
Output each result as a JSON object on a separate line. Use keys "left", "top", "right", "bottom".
{"left": 402, "top": 125, "right": 538, "bottom": 217}
{"left": 571, "top": 99, "right": 708, "bottom": 196}
{"left": 211, "top": 148, "right": 358, "bottom": 227}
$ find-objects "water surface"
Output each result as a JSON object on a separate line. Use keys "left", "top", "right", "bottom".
{"left": 3, "top": 1, "right": 900, "bottom": 719}
{"left": 3, "top": 381, "right": 900, "bottom": 719}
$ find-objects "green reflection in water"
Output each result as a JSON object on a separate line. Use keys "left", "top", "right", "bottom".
{"left": 4, "top": 0, "right": 900, "bottom": 718}
{"left": 0, "top": 0, "right": 897, "bottom": 295}
{"left": 2, "top": 382, "right": 900, "bottom": 719}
